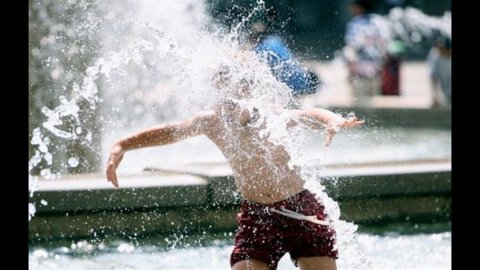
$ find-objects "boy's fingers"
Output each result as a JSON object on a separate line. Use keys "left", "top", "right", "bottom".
{"left": 112, "top": 177, "right": 119, "bottom": 188}
{"left": 347, "top": 116, "right": 358, "bottom": 121}
{"left": 343, "top": 119, "right": 364, "bottom": 127}
{"left": 325, "top": 135, "right": 332, "bottom": 146}
{"left": 106, "top": 165, "right": 119, "bottom": 188}
{"left": 325, "top": 138, "right": 331, "bottom": 147}
{"left": 325, "top": 130, "right": 335, "bottom": 146}
{"left": 353, "top": 120, "right": 365, "bottom": 126}
{"left": 110, "top": 174, "right": 119, "bottom": 188}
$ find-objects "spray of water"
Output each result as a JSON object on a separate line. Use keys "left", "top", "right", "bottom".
{"left": 29, "top": 0, "right": 368, "bottom": 268}
{"left": 388, "top": 7, "right": 451, "bottom": 44}
{"left": 29, "top": 0, "right": 450, "bottom": 268}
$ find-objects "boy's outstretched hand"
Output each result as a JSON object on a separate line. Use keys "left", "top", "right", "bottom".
{"left": 325, "top": 116, "right": 365, "bottom": 147}
{"left": 106, "top": 144, "right": 124, "bottom": 188}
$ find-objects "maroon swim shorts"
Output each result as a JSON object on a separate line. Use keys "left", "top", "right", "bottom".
{"left": 230, "top": 189, "right": 338, "bottom": 269}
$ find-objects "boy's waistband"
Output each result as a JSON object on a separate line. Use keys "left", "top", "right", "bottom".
{"left": 241, "top": 189, "right": 312, "bottom": 209}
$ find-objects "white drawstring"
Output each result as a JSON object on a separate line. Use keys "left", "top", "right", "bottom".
{"left": 270, "top": 206, "right": 329, "bottom": 226}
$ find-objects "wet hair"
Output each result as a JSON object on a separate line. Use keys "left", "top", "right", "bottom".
{"left": 248, "top": 22, "right": 268, "bottom": 44}
{"left": 212, "top": 64, "right": 233, "bottom": 90}
{"left": 212, "top": 64, "right": 230, "bottom": 79}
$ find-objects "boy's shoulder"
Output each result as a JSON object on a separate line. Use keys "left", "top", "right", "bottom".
{"left": 193, "top": 110, "right": 216, "bottom": 118}
{"left": 192, "top": 110, "right": 219, "bottom": 125}
{"left": 191, "top": 110, "right": 223, "bottom": 136}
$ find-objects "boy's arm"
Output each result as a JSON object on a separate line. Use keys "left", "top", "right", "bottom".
{"left": 289, "top": 108, "right": 364, "bottom": 146}
{"left": 106, "top": 111, "right": 214, "bottom": 188}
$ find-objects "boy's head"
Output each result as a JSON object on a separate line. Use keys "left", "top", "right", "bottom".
{"left": 211, "top": 50, "right": 290, "bottom": 109}
{"left": 248, "top": 22, "right": 268, "bottom": 45}
{"left": 212, "top": 64, "right": 232, "bottom": 89}
{"left": 211, "top": 51, "right": 252, "bottom": 91}
{"left": 211, "top": 62, "right": 251, "bottom": 102}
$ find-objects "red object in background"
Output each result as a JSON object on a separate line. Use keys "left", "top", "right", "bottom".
{"left": 381, "top": 56, "right": 401, "bottom": 95}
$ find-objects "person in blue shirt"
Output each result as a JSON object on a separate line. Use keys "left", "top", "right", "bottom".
{"left": 248, "top": 22, "right": 321, "bottom": 97}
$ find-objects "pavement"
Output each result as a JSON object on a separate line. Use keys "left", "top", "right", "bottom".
{"left": 300, "top": 61, "right": 436, "bottom": 109}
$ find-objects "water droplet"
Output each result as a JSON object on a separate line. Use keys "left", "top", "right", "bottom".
{"left": 32, "top": 249, "right": 48, "bottom": 259}
{"left": 117, "top": 243, "right": 135, "bottom": 253}
{"left": 68, "top": 157, "right": 79, "bottom": 167}
{"left": 40, "top": 169, "right": 54, "bottom": 179}
{"left": 29, "top": 203, "right": 36, "bottom": 221}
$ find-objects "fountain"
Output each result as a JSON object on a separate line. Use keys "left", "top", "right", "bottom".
{"left": 29, "top": 0, "right": 451, "bottom": 269}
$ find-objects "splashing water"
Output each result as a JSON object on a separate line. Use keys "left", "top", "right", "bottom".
{"left": 388, "top": 7, "right": 451, "bottom": 45}
{"left": 29, "top": 0, "right": 449, "bottom": 269}
{"left": 29, "top": 0, "right": 367, "bottom": 267}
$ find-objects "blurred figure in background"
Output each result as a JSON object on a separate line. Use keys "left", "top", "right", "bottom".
{"left": 343, "top": 0, "right": 391, "bottom": 106}
{"left": 248, "top": 21, "right": 322, "bottom": 97}
{"left": 381, "top": 39, "right": 404, "bottom": 96}
{"left": 427, "top": 35, "right": 451, "bottom": 107}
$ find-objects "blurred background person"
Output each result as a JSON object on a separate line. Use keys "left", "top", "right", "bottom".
{"left": 248, "top": 21, "right": 322, "bottom": 97}
{"left": 380, "top": 38, "right": 405, "bottom": 96}
{"left": 343, "top": 0, "right": 391, "bottom": 106}
{"left": 427, "top": 35, "right": 451, "bottom": 107}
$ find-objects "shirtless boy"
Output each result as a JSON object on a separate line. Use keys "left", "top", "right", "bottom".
{"left": 106, "top": 62, "right": 364, "bottom": 270}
